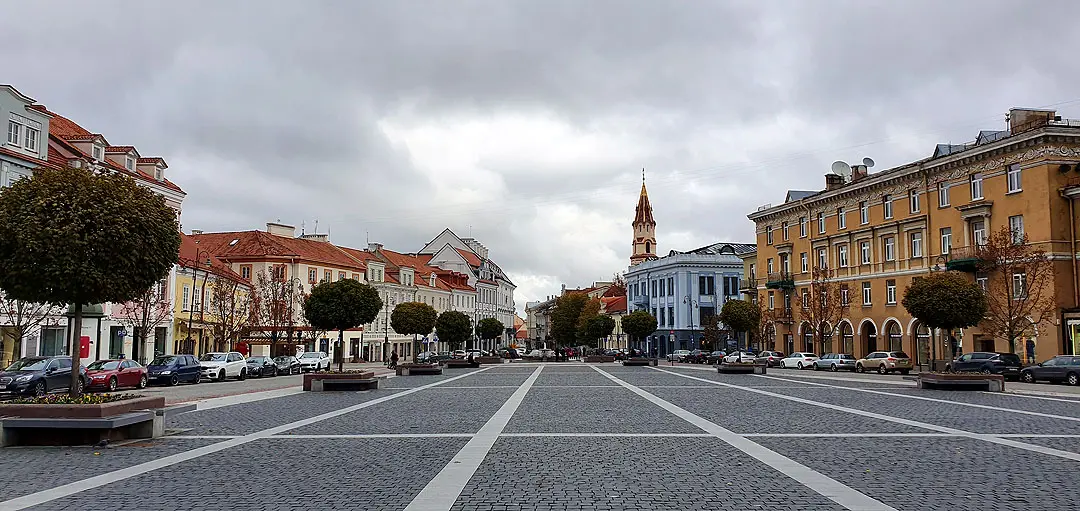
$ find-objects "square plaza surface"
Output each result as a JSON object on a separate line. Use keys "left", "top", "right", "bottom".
{"left": 2, "top": 363, "right": 1080, "bottom": 511}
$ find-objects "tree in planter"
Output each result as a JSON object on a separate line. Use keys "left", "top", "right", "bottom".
{"left": 118, "top": 280, "right": 173, "bottom": 363}
{"left": 902, "top": 271, "right": 987, "bottom": 365}
{"left": 976, "top": 227, "right": 1056, "bottom": 355}
{"left": 550, "top": 293, "right": 588, "bottom": 347}
{"left": 793, "top": 267, "right": 847, "bottom": 355}
{"left": 575, "top": 298, "right": 602, "bottom": 345}
{"left": 297, "top": 281, "right": 329, "bottom": 358}
{"left": 475, "top": 318, "right": 504, "bottom": 352}
{"left": 0, "top": 294, "right": 63, "bottom": 368}
{"left": 622, "top": 310, "right": 658, "bottom": 354}
{"left": 392, "top": 301, "right": 438, "bottom": 363}
{"left": 700, "top": 314, "right": 722, "bottom": 351}
{"left": 303, "top": 279, "right": 382, "bottom": 372}
{"left": 435, "top": 310, "right": 472, "bottom": 352}
{"left": 717, "top": 299, "right": 757, "bottom": 352}
{"left": 581, "top": 315, "right": 616, "bottom": 348}
{"left": 208, "top": 276, "right": 252, "bottom": 352}
{"left": 0, "top": 167, "right": 180, "bottom": 395}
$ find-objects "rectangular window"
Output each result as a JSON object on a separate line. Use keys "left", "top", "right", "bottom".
{"left": 699, "top": 276, "right": 715, "bottom": 296}
{"left": 818, "top": 212, "right": 826, "bottom": 234}
{"left": 766, "top": 225, "right": 773, "bottom": 245}
{"left": 651, "top": 281, "right": 657, "bottom": 297}
{"left": 182, "top": 285, "right": 190, "bottom": 310}
{"left": 308, "top": 268, "right": 318, "bottom": 283}
{"left": 1012, "top": 272, "right": 1026, "bottom": 298}
{"left": 780, "top": 254, "right": 790, "bottom": 273}
{"left": 240, "top": 265, "right": 252, "bottom": 280}
{"left": 840, "top": 285, "right": 850, "bottom": 306}
{"left": 862, "top": 282, "right": 872, "bottom": 305}
{"left": 799, "top": 216, "right": 807, "bottom": 237}
{"left": 6, "top": 121, "right": 20, "bottom": 145}
{"left": 801, "top": 289, "right": 809, "bottom": 308}
{"left": 909, "top": 189, "right": 920, "bottom": 213}
{"left": 1009, "top": 215, "right": 1025, "bottom": 244}
{"left": 1007, "top": 164, "right": 1022, "bottom": 193}
{"left": 883, "top": 195, "right": 893, "bottom": 219}
{"left": 817, "top": 248, "right": 827, "bottom": 269}
{"left": 92, "top": 145, "right": 103, "bottom": 160}
{"left": 860, "top": 241, "right": 871, "bottom": 264}
{"left": 125, "top": 157, "right": 134, "bottom": 170}
{"left": 781, "top": 222, "right": 789, "bottom": 241}
{"left": 976, "top": 273, "right": 988, "bottom": 291}
{"left": 767, "top": 258, "right": 774, "bottom": 273}
{"left": 193, "top": 287, "right": 201, "bottom": 312}
{"left": 749, "top": 264, "right": 756, "bottom": 279}
{"left": 726, "top": 277, "right": 739, "bottom": 296}
{"left": 938, "top": 184, "right": 950, "bottom": 207}
{"left": 668, "top": 307, "right": 674, "bottom": 327}
{"left": 970, "top": 173, "right": 983, "bottom": 200}
{"left": 940, "top": 228, "right": 952, "bottom": 255}
{"left": 667, "top": 277, "right": 674, "bottom": 296}
{"left": 659, "top": 279, "right": 665, "bottom": 296}
{"left": 838, "top": 245, "right": 849, "bottom": 267}
{"left": 800, "top": 252, "right": 808, "bottom": 273}
{"left": 860, "top": 201, "right": 869, "bottom": 224}
{"left": 25, "top": 127, "right": 39, "bottom": 151}
{"left": 886, "top": 279, "right": 897, "bottom": 305}
{"left": 837, "top": 208, "right": 846, "bottom": 229}
{"left": 658, "top": 307, "right": 664, "bottom": 326}
{"left": 324, "top": 269, "right": 332, "bottom": 282}
{"left": 973, "top": 220, "right": 987, "bottom": 247}
{"left": 768, "top": 292, "right": 775, "bottom": 310}
{"left": 910, "top": 232, "right": 923, "bottom": 258}
{"left": 339, "top": 271, "right": 346, "bottom": 281}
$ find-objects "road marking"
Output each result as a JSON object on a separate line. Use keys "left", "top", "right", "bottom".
{"left": 384, "top": 386, "right": 522, "bottom": 389}
{"left": 593, "top": 367, "right": 898, "bottom": 511}
{"left": 270, "top": 433, "right": 476, "bottom": 439}
{"left": 0, "top": 367, "right": 495, "bottom": 511}
{"left": 754, "top": 374, "right": 1080, "bottom": 424}
{"left": 404, "top": 366, "right": 543, "bottom": 511}
{"left": 192, "top": 387, "right": 306, "bottom": 411}
{"left": 987, "top": 391, "right": 1080, "bottom": 404}
{"left": 740, "top": 433, "right": 953, "bottom": 438}
{"left": 653, "top": 368, "right": 1080, "bottom": 464}
{"left": 500, "top": 432, "right": 713, "bottom": 437}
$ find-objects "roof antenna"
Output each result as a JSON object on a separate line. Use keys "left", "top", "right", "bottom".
{"left": 366, "top": 231, "right": 369, "bottom": 245}
{"left": 642, "top": 167, "right": 645, "bottom": 184}
{"left": 301, "top": 220, "right": 306, "bottom": 236}
{"left": 314, "top": 219, "right": 319, "bottom": 234}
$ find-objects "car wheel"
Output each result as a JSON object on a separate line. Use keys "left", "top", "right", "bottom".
{"left": 780, "top": 360, "right": 786, "bottom": 369}
{"left": 981, "top": 368, "right": 992, "bottom": 375}
{"left": 193, "top": 372, "right": 201, "bottom": 384}
{"left": 138, "top": 375, "right": 148, "bottom": 389}
{"left": 878, "top": 365, "right": 887, "bottom": 374}
{"left": 218, "top": 370, "right": 226, "bottom": 382}
{"left": 169, "top": 374, "right": 179, "bottom": 386}
{"left": 797, "top": 362, "right": 803, "bottom": 369}
{"left": 945, "top": 365, "right": 953, "bottom": 373}
{"left": 831, "top": 364, "right": 838, "bottom": 372}
{"left": 1068, "top": 372, "right": 1079, "bottom": 386}
{"left": 107, "top": 377, "right": 118, "bottom": 392}
{"left": 34, "top": 380, "right": 46, "bottom": 397}
{"left": 812, "top": 363, "right": 819, "bottom": 371}
{"left": 238, "top": 368, "right": 247, "bottom": 381}
{"left": 856, "top": 364, "right": 864, "bottom": 373}
{"left": 1021, "top": 371, "right": 1034, "bottom": 383}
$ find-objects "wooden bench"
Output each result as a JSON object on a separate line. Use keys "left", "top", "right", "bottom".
{"left": 396, "top": 364, "right": 443, "bottom": 376}
{"left": 317, "top": 378, "right": 381, "bottom": 391}
{"left": 622, "top": 358, "right": 658, "bottom": 366}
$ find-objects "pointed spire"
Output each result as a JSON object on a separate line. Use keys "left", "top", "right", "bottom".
{"left": 634, "top": 168, "right": 654, "bottom": 225}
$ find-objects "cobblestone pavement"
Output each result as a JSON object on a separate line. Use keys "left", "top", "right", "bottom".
{"left": 3, "top": 362, "right": 1080, "bottom": 511}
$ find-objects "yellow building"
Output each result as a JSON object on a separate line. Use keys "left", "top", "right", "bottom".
{"left": 172, "top": 234, "right": 251, "bottom": 357}
{"left": 749, "top": 107, "right": 1080, "bottom": 367}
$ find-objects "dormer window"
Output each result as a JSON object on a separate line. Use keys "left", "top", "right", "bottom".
{"left": 154, "top": 167, "right": 163, "bottom": 180}
{"left": 92, "top": 145, "right": 103, "bottom": 160}
{"left": 125, "top": 157, "right": 134, "bottom": 170}
{"left": 24, "top": 127, "right": 38, "bottom": 151}
{"left": 6, "top": 120, "right": 20, "bottom": 145}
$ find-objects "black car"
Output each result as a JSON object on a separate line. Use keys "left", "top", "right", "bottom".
{"left": 0, "top": 356, "right": 89, "bottom": 397}
{"left": 146, "top": 354, "right": 202, "bottom": 386}
{"left": 686, "top": 349, "right": 710, "bottom": 364}
{"left": 946, "top": 352, "right": 1023, "bottom": 380}
{"left": 706, "top": 351, "right": 727, "bottom": 364}
{"left": 273, "top": 356, "right": 301, "bottom": 375}
{"left": 1020, "top": 355, "right": 1080, "bottom": 385}
{"left": 246, "top": 356, "right": 278, "bottom": 377}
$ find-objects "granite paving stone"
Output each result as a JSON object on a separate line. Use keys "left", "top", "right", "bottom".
{"left": 504, "top": 386, "right": 702, "bottom": 434}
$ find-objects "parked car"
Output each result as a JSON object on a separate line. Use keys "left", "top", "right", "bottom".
{"left": 945, "top": 352, "right": 1023, "bottom": 379}
{"left": 147, "top": 354, "right": 202, "bottom": 386}
{"left": 0, "top": 356, "right": 88, "bottom": 396}
{"left": 200, "top": 351, "right": 248, "bottom": 381}
{"left": 86, "top": 359, "right": 148, "bottom": 391}
{"left": 706, "top": 351, "right": 727, "bottom": 364}
{"left": 723, "top": 351, "right": 756, "bottom": 364}
{"left": 856, "top": 351, "right": 912, "bottom": 374}
{"left": 686, "top": 349, "right": 710, "bottom": 363}
{"left": 501, "top": 349, "right": 522, "bottom": 359}
{"left": 1020, "top": 355, "right": 1080, "bottom": 385}
{"left": 245, "top": 356, "right": 278, "bottom": 378}
{"left": 779, "top": 352, "right": 819, "bottom": 369}
{"left": 813, "top": 353, "right": 857, "bottom": 372}
{"left": 297, "top": 351, "right": 330, "bottom": 372}
{"left": 667, "top": 350, "right": 692, "bottom": 362}
{"left": 273, "top": 355, "right": 301, "bottom": 375}
{"left": 756, "top": 351, "right": 785, "bottom": 367}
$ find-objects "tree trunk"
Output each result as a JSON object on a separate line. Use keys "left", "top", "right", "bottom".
{"left": 69, "top": 304, "right": 83, "bottom": 397}
{"left": 413, "top": 333, "right": 419, "bottom": 363}
{"left": 338, "top": 329, "right": 344, "bottom": 372}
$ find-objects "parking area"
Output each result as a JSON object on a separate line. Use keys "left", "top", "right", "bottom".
{"left": 2, "top": 362, "right": 1079, "bottom": 510}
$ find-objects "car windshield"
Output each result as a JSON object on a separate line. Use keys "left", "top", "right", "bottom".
{"left": 150, "top": 356, "right": 176, "bottom": 366}
{"left": 804, "top": 354, "right": 818, "bottom": 358}
{"left": 998, "top": 354, "right": 1022, "bottom": 364}
{"left": 274, "top": 357, "right": 292, "bottom": 362}
{"left": 890, "top": 352, "right": 910, "bottom": 358}
{"left": 299, "top": 353, "right": 321, "bottom": 359}
{"left": 87, "top": 360, "right": 120, "bottom": 370}
{"left": 248, "top": 357, "right": 266, "bottom": 363}
{"left": 199, "top": 354, "right": 227, "bottom": 362}
{"left": 840, "top": 354, "right": 855, "bottom": 360}
{"left": 5, "top": 358, "right": 50, "bottom": 371}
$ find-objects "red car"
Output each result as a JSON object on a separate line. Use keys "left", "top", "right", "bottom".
{"left": 85, "top": 359, "right": 148, "bottom": 391}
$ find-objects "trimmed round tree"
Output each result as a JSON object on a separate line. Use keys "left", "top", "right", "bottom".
{"left": 435, "top": 310, "right": 472, "bottom": 352}
{"left": 583, "top": 315, "right": 616, "bottom": 348}
{"left": 902, "top": 271, "right": 988, "bottom": 364}
{"left": 391, "top": 301, "right": 438, "bottom": 363}
{"left": 476, "top": 317, "right": 504, "bottom": 351}
{"left": 719, "top": 299, "right": 760, "bottom": 352}
{"left": 0, "top": 167, "right": 181, "bottom": 395}
{"left": 303, "top": 279, "right": 382, "bottom": 372}
{"left": 622, "top": 310, "right": 658, "bottom": 354}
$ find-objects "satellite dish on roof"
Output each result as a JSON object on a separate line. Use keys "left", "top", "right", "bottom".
{"left": 862, "top": 157, "right": 875, "bottom": 168}
{"left": 830, "top": 160, "right": 849, "bottom": 175}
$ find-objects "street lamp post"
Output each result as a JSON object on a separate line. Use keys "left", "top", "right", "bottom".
{"left": 184, "top": 250, "right": 211, "bottom": 356}
{"left": 383, "top": 294, "right": 394, "bottom": 363}
{"left": 683, "top": 295, "right": 698, "bottom": 351}
{"left": 927, "top": 254, "right": 950, "bottom": 370}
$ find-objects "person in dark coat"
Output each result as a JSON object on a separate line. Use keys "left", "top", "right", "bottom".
{"left": 390, "top": 350, "right": 399, "bottom": 369}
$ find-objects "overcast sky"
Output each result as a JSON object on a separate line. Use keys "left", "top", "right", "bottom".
{"left": 2, "top": 1, "right": 1077, "bottom": 315}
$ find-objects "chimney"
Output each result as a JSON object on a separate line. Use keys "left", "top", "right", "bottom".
{"left": 266, "top": 222, "right": 296, "bottom": 237}
{"left": 825, "top": 174, "right": 844, "bottom": 191}
{"left": 368, "top": 242, "right": 382, "bottom": 252}
{"left": 300, "top": 233, "right": 329, "bottom": 242}
{"left": 191, "top": 229, "right": 203, "bottom": 235}
{"left": 1009, "top": 108, "right": 1056, "bottom": 135}
{"left": 851, "top": 165, "right": 869, "bottom": 183}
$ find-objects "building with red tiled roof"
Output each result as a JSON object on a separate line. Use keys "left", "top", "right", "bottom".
{"left": 600, "top": 296, "right": 629, "bottom": 350}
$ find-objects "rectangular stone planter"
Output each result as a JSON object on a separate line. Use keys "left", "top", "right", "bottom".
{"left": 584, "top": 356, "right": 616, "bottom": 363}
{"left": 718, "top": 363, "right": 764, "bottom": 375}
{"left": 0, "top": 396, "right": 166, "bottom": 419}
{"left": 441, "top": 359, "right": 480, "bottom": 368}
{"left": 474, "top": 356, "right": 504, "bottom": 365}
{"left": 396, "top": 363, "right": 442, "bottom": 376}
{"left": 622, "top": 358, "right": 658, "bottom": 366}
{"left": 917, "top": 373, "right": 1004, "bottom": 392}
{"left": 303, "top": 372, "right": 376, "bottom": 391}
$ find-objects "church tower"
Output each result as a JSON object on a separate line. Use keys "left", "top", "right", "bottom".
{"left": 630, "top": 169, "right": 657, "bottom": 266}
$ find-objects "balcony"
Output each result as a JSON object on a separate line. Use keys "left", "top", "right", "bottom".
{"left": 944, "top": 246, "right": 983, "bottom": 273}
{"left": 739, "top": 278, "right": 758, "bottom": 293}
{"left": 765, "top": 271, "right": 795, "bottom": 290}
{"left": 632, "top": 294, "right": 649, "bottom": 306}
{"left": 774, "top": 307, "right": 794, "bottom": 324}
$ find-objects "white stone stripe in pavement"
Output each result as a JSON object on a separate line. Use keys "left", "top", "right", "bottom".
{"left": 271, "top": 433, "right": 476, "bottom": 439}
{"left": 404, "top": 365, "right": 543, "bottom": 511}
{"left": 0, "top": 366, "right": 495, "bottom": 511}
{"left": 655, "top": 368, "right": 1080, "bottom": 464}
{"left": 162, "top": 432, "right": 1080, "bottom": 441}
{"left": 592, "top": 366, "right": 898, "bottom": 511}
{"left": 191, "top": 387, "right": 305, "bottom": 411}
{"left": 500, "top": 432, "right": 713, "bottom": 437}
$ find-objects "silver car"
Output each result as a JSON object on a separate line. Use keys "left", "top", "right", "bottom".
{"left": 813, "top": 353, "right": 857, "bottom": 372}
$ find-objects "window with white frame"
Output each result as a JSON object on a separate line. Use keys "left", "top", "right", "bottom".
{"left": 182, "top": 285, "right": 190, "bottom": 310}
{"left": 1009, "top": 215, "right": 1024, "bottom": 244}
{"left": 860, "top": 241, "right": 871, "bottom": 264}
{"left": 817, "top": 248, "right": 827, "bottom": 269}
{"left": 768, "top": 291, "right": 775, "bottom": 310}
{"left": 862, "top": 282, "right": 872, "bottom": 305}
{"left": 799, "top": 216, "right": 807, "bottom": 237}
{"left": 7, "top": 120, "right": 20, "bottom": 145}
{"left": 837, "top": 244, "right": 849, "bottom": 267}
{"left": 1012, "top": 272, "right": 1026, "bottom": 298}
{"left": 938, "top": 183, "right": 950, "bottom": 207}
{"left": 976, "top": 272, "right": 988, "bottom": 291}
{"left": 780, "top": 254, "right": 790, "bottom": 273}
{"left": 1007, "top": 164, "right": 1022, "bottom": 193}
{"left": 781, "top": 221, "right": 789, "bottom": 241}
{"left": 840, "top": 285, "right": 850, "bottom": 306}
{"left": 909, "top": 189, "right": 920, "bottom": 213}
{"left": 800, "top": 252, "right": 808, "bottom": 273}
{"left": 837, "top": 207, "right": 846, "bottom": 229}
{"left": 125, "top": 157, "right": 134, "bottom": 170}
{"left": 910, "top": 231, "right": 923, "bottom": 258}
{"left": 818, "top": 212, "right": 826, "bottom": 234}
{"left": 767, "top": 258, "right": 774, "bottom": 273}
{"left": 24, "top": 126, "right": 39, "bottom": 151}
{"left": 860, "top": 201, "right": 869, "bottom": 224}
{"left": 883, "top": 236, "right": 895, "bottom": 261}
{"left": 886, "top": 279, "right": 896, "bottom": 305}
{"left": 970, "top": 173, "right": 983, "bottom": 200}
{"left": 940, "top": 227, "right": 952, "bottom": 255}
{"left": 883, "top": 195, "right": 893, "bottom": 219}
{"left": 972, "top": 220, "right": 987, "bottom": 247}
{"left": 766, "top": 225, "right": 773, "bottom": 245}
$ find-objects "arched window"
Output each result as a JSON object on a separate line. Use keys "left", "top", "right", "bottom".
{"left": 645, "top": 241, "right": 652, "bottom": 253}
{"left": 914, "top": 322, "right": 931, "bottom": 366}
{"left": 801, "top": 322, "right": 814, "bottom": 352}
{"left": 820, "top": 322, "right": 833, "bottom": 353}
{"left": 840, "top": 322, "right": 854, "bottom": 354}
{"left": 886, "top": 321, "right": 903, "bottom": 352}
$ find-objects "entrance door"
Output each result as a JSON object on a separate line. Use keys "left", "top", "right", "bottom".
{"left": 154, "top": 327, "right": 168, "bottom": 358}
{"left": 863, "top": 324, "right": 877, "bottom": 355}
{"left": 109, "top": 326, "right": 125, "bottom": 358}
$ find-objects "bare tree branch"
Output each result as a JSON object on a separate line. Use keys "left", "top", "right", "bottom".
{"left": 976, "top": 227, "right": 1056, "bottom": 353}
{"left": 117, "top": 279, "right": 173, "bottom": 362}
{"left": 208, "top": 276, "right": 252, "bottom": 352}
{"left": 795, "top": 267, "right": 848, "bottom": 353}
{"left": 0, "top": 293, "right": 63, "bottom": 364}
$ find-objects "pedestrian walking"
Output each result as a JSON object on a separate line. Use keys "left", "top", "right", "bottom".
{"left": 390, "top": 349, "right": 399, "bottom": 369}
